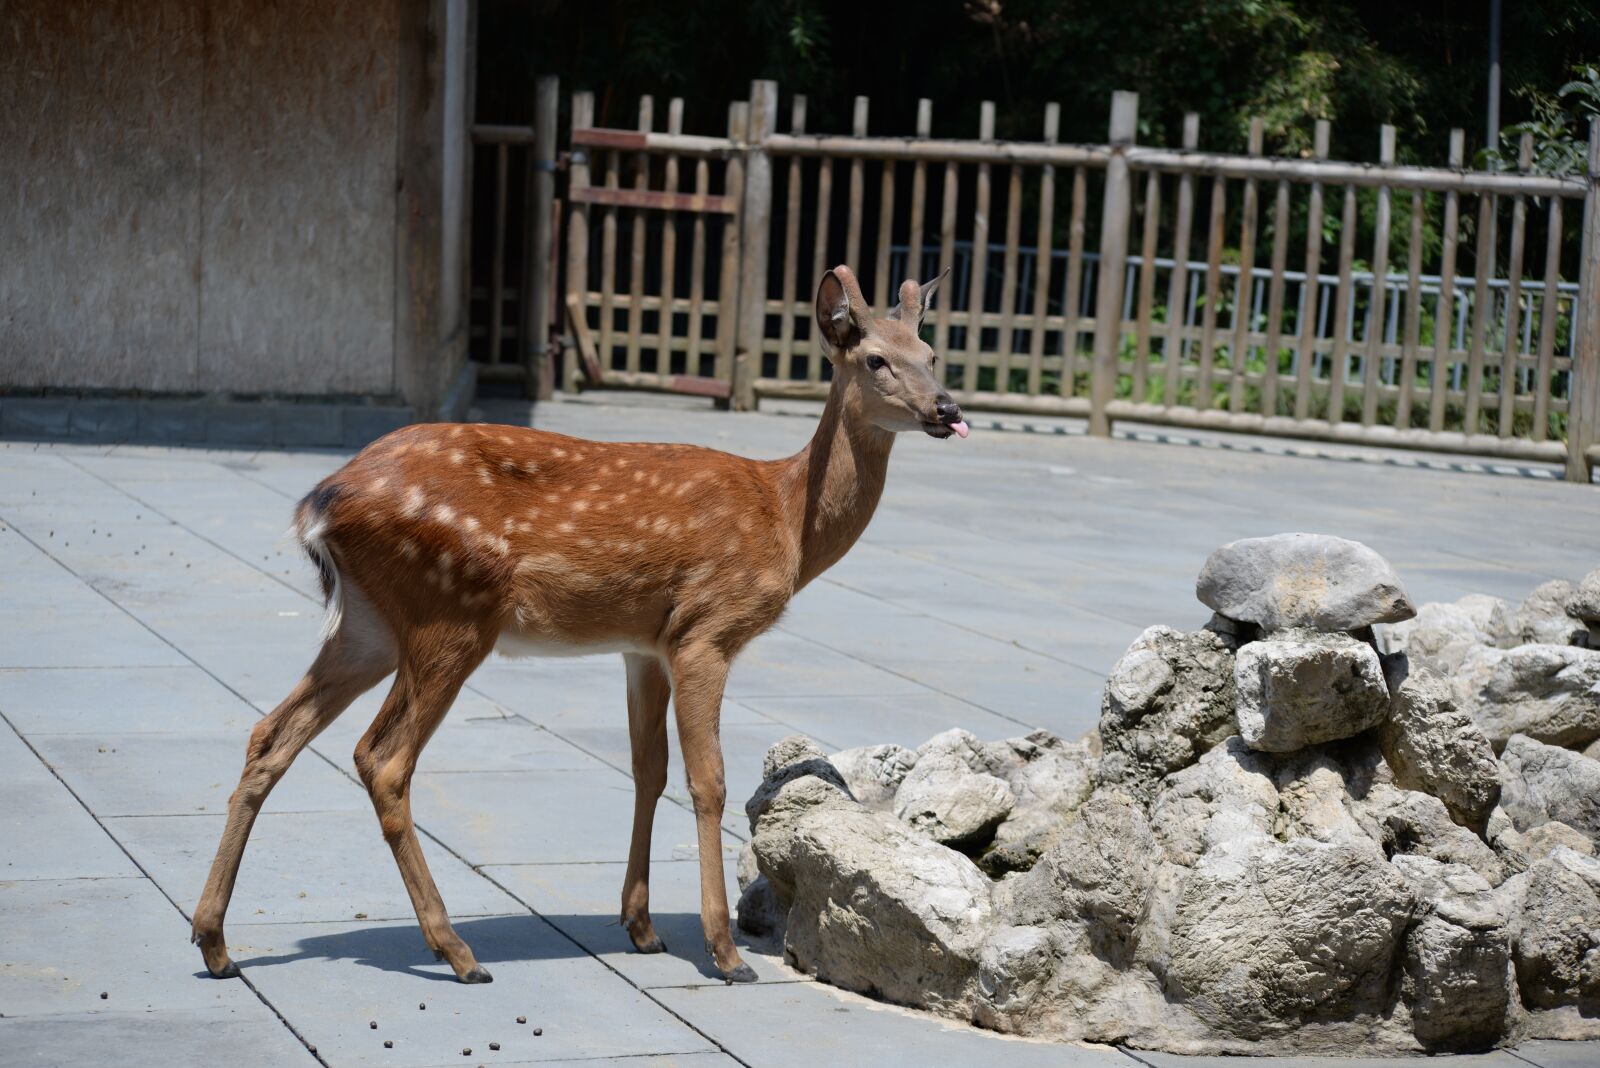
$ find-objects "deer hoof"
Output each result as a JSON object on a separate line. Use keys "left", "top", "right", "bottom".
{"left": 460, "top": 965, "right": 494, "bottom": 984}
{"left": 633, "top": 934, "right": 667, "bottom": 954}
{"left": 207, "top": 960, "right": 241, "bottom": 980}
{"left": 722, "top": 962, "right": 758, "bottom": 984}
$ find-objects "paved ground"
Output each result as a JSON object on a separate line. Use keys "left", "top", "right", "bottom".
{"left": 2, "top": 392, "right": 1598, "bottom": 1068}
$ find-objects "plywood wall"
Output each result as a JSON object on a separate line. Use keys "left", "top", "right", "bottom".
{"left": 1, "top": 0, "right": 402, "bottom": 397}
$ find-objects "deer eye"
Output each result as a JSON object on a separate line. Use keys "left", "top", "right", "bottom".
{"left": 865, "top": 354, "right": 888, "bottom": 372}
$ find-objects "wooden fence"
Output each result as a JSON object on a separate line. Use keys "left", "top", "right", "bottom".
{"left": 548, "top": 80, "right": 1600, "bottom": 481}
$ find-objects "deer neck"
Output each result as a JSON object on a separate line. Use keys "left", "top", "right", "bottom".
{"left": 780, "top": 376, "right": 896, "bottom": 590}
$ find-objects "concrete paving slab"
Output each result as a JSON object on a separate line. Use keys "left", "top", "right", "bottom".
{"left": 408, "top": 770, "right": 710, "bottom": 866}
{"left": 0, "top": 606, "right": 188, "bottom": 670}
{"left": 1505, "top": 1039, "right": 1600, "bottom": 1067}
{"left": 868, "top": 655, "right": 1105, "bottom": 739}
{"left": 722, "top": 630, "right": 928, "bottom": 700}
{"left": 0, "top": 665, "right": 261, "bottom": 735}
{"left": 0, "top": 726, "right": 140, "bottom": 881}
{"left": 483, "top": 859, "right": 792, "bottom": 989}
{"left": 650, "top": 980, "right": 1134, "bottom": 1067}
{"left": 0, "top": 876, "right": 272, "bottom": 1017}
{"left": 0, "top": 1007, "right": 317, "bottom": 1066}
{"left": 734, "top": 690, "right": 1034, "bottom": 752}
{"left": 26, "top": 732, "right": 368, "bottom": 816}
{"left": 226, "top": 917, "right": 716, "bottom": 1065}
{"left": 107, "top": 810, "right": 522, "bottom": 924}
{"left": 1127, "top": 1050, "right": 1528, "bottom": 1068}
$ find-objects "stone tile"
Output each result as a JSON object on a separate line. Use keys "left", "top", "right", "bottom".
{"left": 650, "top": 980, "right": 1132, "bottom": 1067}
{"left": 724, "top": 630, "right": 926, "bottom": 700}
{"left": 0, "top": 665, "right": 261, "bottom": 735}
{"left": 106, "top": 810, "right": 521, "bottom": 924}
{"left": 872, "top": 656, "right": 1106, "bottom": 741}
{"left": 1508, "top": 1040, "right": 1600, "bottom": 1067}
{"left": 0, "top": 605, "right": 188, "bottom": 669}
{"left": 0, "top": 1008, "right": 316, "bottom": 1066}
{"left": 1, "top": 397, "right": 72, "bottom": 438}
{"left": 734, "top": 691, "right": 1034, "bottom": 752}
{"left": 0, "top": 726, "right": 141, "bottom": 881}
{"left": 228, "top": 917, "right": 714, "bottom": 1065}
{"left": 409, "top": 769, "right": 710, "bottom": 866}
{"left": 26, "top": 732, "right": 367, "bottom": 817}
{"left": 0, "top": 876, "right": 274, "bottom": 1017}
{"left": 69, "top": 398, "right": 140, "bottom": 442}
{"left": 484, "top": 859, "right": 792, "bottom": 989}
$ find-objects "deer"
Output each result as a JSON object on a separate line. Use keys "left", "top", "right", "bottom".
{"left": 190, "top": 265, "right": 967, "bottom": 986}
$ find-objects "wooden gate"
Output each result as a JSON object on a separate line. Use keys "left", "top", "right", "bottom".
{"left": 563, "top": 93, "right": 748, "bottom": 401}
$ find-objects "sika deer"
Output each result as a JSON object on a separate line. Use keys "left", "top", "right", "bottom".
{"left": 191, "top": 266, "right": 966, "bottom": 985}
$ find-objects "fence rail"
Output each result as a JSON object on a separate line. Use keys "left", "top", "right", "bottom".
{"left": 521, "top": 78, "right": 1600, "bottom": 481}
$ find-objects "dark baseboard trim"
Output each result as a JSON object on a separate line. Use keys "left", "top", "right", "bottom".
{"left": 0, "top": 395, "right": 418, "bottom": 449}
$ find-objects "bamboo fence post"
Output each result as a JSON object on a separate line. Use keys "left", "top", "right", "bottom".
{"left": 656, "top": 97, "right": 684, "bottom": 377}
{"left": 1533, "top": 196, "right": 1563, "bottom": 442}
{"left": 564, "top": 91, "right": 594, "bottom": 391}
{"left": 1163, "top": 114, "right": 1199, "bottom": 406}
{"left": 995, "top": 145, "right": 1024, "bottom": 393}
{"left": 934, "top": 153, "right": 957, "bottom": 370}
{"left": 625, "top": 96, "right": 653, "bottom": 375}
{"left": 714, "top": 101, "right": 748, "bottom": 393}
{"left": 1132, "top": 166, "right": 1160, "bottom": 405}
{"left": 1497, "top": 133, "right": 1532, "bottom": 437}
{"left": 1361, "top": 124, "right": 1396, "bottom": 426}
{"left": 1293, "top": 120, "right": 1330, "bottom": 420}
{"left": 1396, "top": 185, "right": 1425, "bottom": 428}
{"left": 777, "top": 96, "right": 806, "bottom": 381}
{"left": 598, "top": 130, "right": 620, "bottom": 376}
{"left": 1260, "top": 176, "right": 1291, "bottom": 418}
{"left": 809, "top": 133, "right": 835, "bottom": 383}
{"left": 686, "top": 150, "right": 710, "bottom": 376}
{"left": 908, "top": 100, "right": 932, "bottom": 285}
{"left": 963, "top": 101, "right": 995, "bottom": 394}
{"left": 1228, "top": 117, "right": 1263, "bottom": 412}
{"left": 1325, "top": 184, "right": 1358, "bottom": 422}
{"left": 1430, "top": 130, "right": 1465, "bottom": 432}
{"left": 1063, "top": 164, "right": 1088, "bottom": 395}
{"left": 1465, "top": 163, "right": 1499, "bottom": 433}
{"left": 1089, "top": 90, "right": 1138, "bottom": 437}
{"left": 734, "top": 79, "right": 777, "bottom": 410}
{"left": 527, "top": 75, "right": 559, "bottom": 399}
{"left": 846, "top": 97, "right": 868, "bottom": 273}
{"left": 1196, "top": 172, "right": 1226, "bottom": 407}
{"left": 873, "top": 139, "right": 897, "bottom": 309}
{"left": 1567, "top": 117, "right": 1600, "bottom": 482}
{"left": 1026, "top": 102, "right": 1059, "bottom": 397}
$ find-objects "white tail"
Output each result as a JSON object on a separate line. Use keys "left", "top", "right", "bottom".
{"left": 191, "top": 266, "right": 967, "bottom": 985}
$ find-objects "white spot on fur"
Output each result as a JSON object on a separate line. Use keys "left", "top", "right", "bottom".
{"left": 462, "top": 515, "right": 480, "bottom": 533}
{"left": 432, "top": 504, "right": 456, "bottom": 525}
{"left": 402, "top": 486, "right": 425, "bottom": 517}
{"left": 448, "top": 449, "right": 465, "bottom": 465}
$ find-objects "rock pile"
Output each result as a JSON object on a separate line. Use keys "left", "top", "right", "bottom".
{"left": 738, "top": 535, "right": 1600, "bottom": 1055}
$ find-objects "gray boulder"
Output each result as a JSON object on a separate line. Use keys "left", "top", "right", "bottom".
{"left": 1499, "top": 734, "right": 1600, "bottom": 847}
{"left": 1379, "top": 594, "right": 1513, "bottom": 661}
{"left": 980, "top": 733, "right": 1097, "bottom": 874}
{"left": 1196, "top": 532, "right": 1415, "bottom": 633}
{"left": 1507, "top": 847, "right": 1600, "bottom": 1011}
{"left": 1159, "top": 835, "right": 1416, "bottom": 1039}
{"left": 1567, "top": 569, "right": 1600, "bottom": 623}
{"left": 1515, "top": 580, "right": 1591, "bottom": 647}
{"left": 827, "top": 743, "right": 917, "bottom": 806}
{"left": 1234, "top": 630, "right": 1390, "bottom": 753}
{"left": 1378, "top": 657, "right": 1501, "bottom": 831}
{"left": 893, "top": 749, "right": 1015, "bottom": 848}
{"left": 1099, "top": 626, "right": 1237, "bottom": 793}
{"left": 1452, "top": 643, "right": 1600, "bottom": 751}
{"left": 1391, "top": 855, "right": 1512, "bottom": 1051}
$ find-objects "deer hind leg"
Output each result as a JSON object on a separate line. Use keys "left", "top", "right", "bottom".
{"left": 354, "top": 623, "right": 493, "bottom": 983}
{"left": 620, "top": 652, "right": 670, "bottom": 953}
{"left": 192, "top": 597, "right": 397, "bottom": 978}
{"left": 669, "top": 642, "right": 755, "bottom": 982}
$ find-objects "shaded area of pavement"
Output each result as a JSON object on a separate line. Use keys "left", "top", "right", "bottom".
{"left": 2, "top": 392, "right": 1596, "bottom": 1066}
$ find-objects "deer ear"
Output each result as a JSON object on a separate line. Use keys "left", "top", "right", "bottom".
{"left": 815, "top": 268, "right": 861, "bottom": 352}
{"left": 887, "top": 268, "right": 949, "bottom": 330}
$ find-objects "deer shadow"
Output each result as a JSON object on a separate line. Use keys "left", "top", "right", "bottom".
{"left": 217, "top": 912, "right": 777, "bottom": 983}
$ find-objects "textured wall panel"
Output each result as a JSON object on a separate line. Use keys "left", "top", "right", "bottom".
{"left": 0, "top": 1, "right": 204, "bottom": 391}
{"left": 197, "top": 0, "right": 398, "bottom": 395}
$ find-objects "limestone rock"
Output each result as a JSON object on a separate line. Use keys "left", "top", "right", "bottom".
{"left": 1508, "top": 848, "right": 1600, "bottom": 1011}
{"left": 1234, "top": 630, "right": 1389, "bottom": 753}
{"left": 1378, "top": 594, "right": 1512, "bottom": 661}
{"left": 1377, "top": 657, "right": 1501, "bottom": 831}
{"left": 893, "top": 750, "right": 1014, "bottom": 848}
{"left": 735, "top": 874, "right": 782, "bottom": 937}
{"left": 1098, "top": 625, "right": 1237, "bottom": 793}
{"left": 827, "top": 743, "right": 917, "bottom": 806}
{"left": 1499, "top": 734, "right": 1600, "bottom": 847}
{"left": 744, "top": 735, "right": 849, "bottom": 830}
{"left": 1450, "top": 644, "right": 1600, "bottom": 751}
{"left": 1391, "top": 856, "right": 1511, "bottom": 1051}
{"left": 1515, "top": 579, "right": 1591, "bottom": 647}
{"left": 1567, "top": 569, "right": 1600, "bottom": 623}
{"left": 1159, "top": 835, "right": 1416, "bottom": 1039}
{"left": 980, "top": 732, "right": 1096, "bottom": 874}
{"left": 1149, "top": 738, "right": 1280, "bottom": 866}
{"left": 1196, "top": 532, "right": 1415, "bottom": 633}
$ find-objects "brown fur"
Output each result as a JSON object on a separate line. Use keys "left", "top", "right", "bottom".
{"left": 191, "top": 266, "right": 962, "bottom": 984}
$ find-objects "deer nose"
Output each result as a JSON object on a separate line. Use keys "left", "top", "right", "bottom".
{"left": 935, "top": 396, "right": 964, "bottom": 424}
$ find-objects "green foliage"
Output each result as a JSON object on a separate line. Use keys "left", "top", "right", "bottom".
{"left": 1483, "top": 64, "right": 1600, "bottom": 175}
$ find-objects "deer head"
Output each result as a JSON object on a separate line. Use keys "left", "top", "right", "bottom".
{"left": 815, "top": 265, "right": 968, "bottom": 439}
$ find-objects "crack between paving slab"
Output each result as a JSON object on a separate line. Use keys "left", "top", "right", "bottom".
{"left": 0, "top": 706, "right": 329, "bottom": 1068}
{"left": 2, "top": 496, "right": 756, "bottom": 1067}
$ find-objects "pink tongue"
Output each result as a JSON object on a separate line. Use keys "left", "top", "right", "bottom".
{"left": 949, "top": 420, "right": 969, "bottom": 439}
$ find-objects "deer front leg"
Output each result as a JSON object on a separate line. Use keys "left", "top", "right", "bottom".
{"left": 621, "top": 652, "right": 670, "bottom": 953}
{"left": 668, "top": 643, "right": 755, "bottom": 982}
